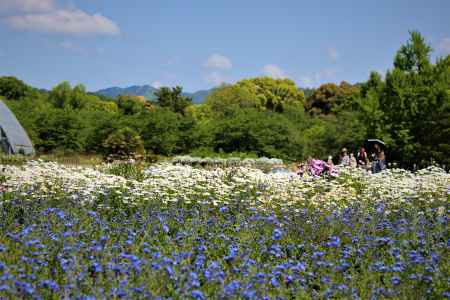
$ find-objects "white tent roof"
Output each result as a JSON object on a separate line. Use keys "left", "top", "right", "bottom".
{"left": 0, "top": 99, "right": 35, "bottom": 155}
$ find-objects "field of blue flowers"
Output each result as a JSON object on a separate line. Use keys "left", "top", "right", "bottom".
{"left": 0, "top": 161, "right": 449, "bottom": 299}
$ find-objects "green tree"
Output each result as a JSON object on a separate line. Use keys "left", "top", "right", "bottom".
{"left": 154, "top": 86, "right": 192, "bottom": 115}
{"left": 0, "top": 76, "right": 31, "bottom": 99}
{"left": 33, "top": 108, "right": 87, "bottom": 152}
{"left": 117, "top": 95, "right": 153, "bottom": 115}
{"left": 394, "top": 31, "right": 432, "bottom": 73}
{"left": 207, "top": 108, "right": 304, "bottom": 160}
{"left": 49, "top": 81, "right": 73, "bottom": 109}
{"left": 141, "top": 108, "right": 195, "bottom": 156}
{"left": 306, "top": 81, "right": 360, "bottom": 115}
{"left": 102, "top": 127, "right": 145, "bottom": 160}
{"left": 203, "top": 84, "right": 257, "bottom": 117}
{"left": 236, "top": 77, "right": 305, "bottom": 112}
{"left": 377, "top": 31, "right": 449, "bottom": 167}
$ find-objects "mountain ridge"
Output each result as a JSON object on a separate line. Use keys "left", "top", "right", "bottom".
{"left": 95, "top": 85, "right": 213, "bottom": 104}
{"left": 95, "top": 84, "right": 315, "bottom": 104}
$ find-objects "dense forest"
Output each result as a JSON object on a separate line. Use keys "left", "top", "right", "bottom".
{"left": 1, "top": 32, "right": 449, "bottom": 169}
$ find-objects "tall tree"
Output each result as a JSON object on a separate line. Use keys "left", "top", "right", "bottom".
{"left": 0, "top": 76, "right": 31, "bottom": 100}
{"left": 154, "top": 86, "right": 192, "bottom": 115}
{"left": 380, "top": 31, "right": 449, "bottom": 167}
{"left": 306, "top": 82, "right": 360, "bottom": 115}
{"left": 236, "top": 77, "right": 305, "bottom": 112}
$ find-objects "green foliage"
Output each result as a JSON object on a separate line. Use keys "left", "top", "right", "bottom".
{"left": 236, "top": 77, "right": 305, "bottom": 112}
{"left": 206, "top": 108, "right": 304, "bottom": 160}
{"left": 141, "top": 109, "right": 194, "bottom": 156}
{"left": 0, "top": 154, "right": 29, "bottom": 166}
{"left": 203, "top": 84, "right": 257, "bottom": 117}
{"left": 0, "top": 76, "right": 31, "bottom": 100}
{"left": 102, "top": 127, "right": 145, "bottom": 161}
{"left": 306, "top": 81, "right": 360, "bottom": 115}
{"left": 49, "top": 82, "right": 90, "bottom": 109}
{"left": 117, "top": 95, "right": 153, "bottom": 115}
{"left": 33, "top": 106, "right": 88, "bottom": 152}
{"left": 154, "top": 86, "right": 192, "bottom": 114}
{"left": 1, "top": 31, "right": 448, "bottom": 169}
{"left": 394, "top": 31, "right": 432, "bottom": 73}
{"left": 104, "top": 162, "right": 147, "bottom": 181}
{"left": 380, "top": 32, "right": 450, "bottom": 167}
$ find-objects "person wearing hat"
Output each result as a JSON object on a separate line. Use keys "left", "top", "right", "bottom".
{"left": 340, "top": 148, "right": 350, "bottom": 166}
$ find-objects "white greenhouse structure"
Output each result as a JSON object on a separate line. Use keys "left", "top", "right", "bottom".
{"left": 0, "top": 99, "right": 35, "bottom": 155}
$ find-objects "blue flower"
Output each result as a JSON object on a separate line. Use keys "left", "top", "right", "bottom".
{"left": 0, "top": 284, "right": 10, "bottom": 291}
{"left": 272, "top": 229, "right": 282, "bottom": 241}
{"left": 40, "top": 279, "right": 59, "bottom": 291}
{"left": 225, "top": 244, "right": 239, "bottom": 261}
{"left": 391, "top": 262, "right": 405, "bottom": 272}
{"left": 90, "top": 262, "right": 103, "bottom": 273}
{"left": 292, "top": 262, "right": 306, "bottom": 273}
{"left": 14, "top": 281, "right": 35, "bottom": 294}
{"left": 270, "top": 277, "right": 279, "bottom": 287}
{"left": 191, "top": 290, "right": 205, "bottom": 300}
{"left": 391, "top": 276, "right": 401, "bottom": 285}
{"left": 326, "top": 236, "right": 340, "bottom": 247}
{"left": 242, "top": 288, "right": 257, "bottom": 299}
{"left": 224, "top": 280, "right": 240, "bottom": 295}
{"left": 188, "top": 272, "right": 200, "bottom": 288}
{"left": 204, "top": 261, "right": 225, "bottom": 283}
{"left": 312, "top": 251, "right": 325, "bottom": 259}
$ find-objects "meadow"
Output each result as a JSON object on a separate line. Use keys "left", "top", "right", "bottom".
{"left": 0, "top": 160, "right": 449, "bottom": 299}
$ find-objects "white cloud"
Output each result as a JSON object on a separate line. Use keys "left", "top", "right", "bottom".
{"left": 59, "top": 40, "right": 76, "bottom": 49}
{"left": 0, "top": 0, "right": 54, "bottom": 13}
{"left": 152, "top": 81, "right": 163, "bottom": 89}
{"left": 262, "top": 64, "right": 286, "bottom": 79}
{"left": 318, "top": 68, "right": 337, "bottom": 78}
{"left": 439, "top": 37, "right": 450, "bottom": 54}
{"left": 58, "top": 40, "right": 104, "bottom": 56}
{"left": 6, "top": 9, "right": 120, "bottom": 36}
{"left": 299, "top": 76, "right": 314, "bottom": 88}
{"left": 298, "top": 68, "right": 337, "bottom": 88}
{"left": 205, "top": 72, "right": 227, "bottom": 85}
{"left": 59, "top": 40, "right": 87, "bottom": 55}
{"left": 327, "top": 47, "right": 339, "bottom": 61}
{"left": 204, "top": 54, "right": 232, "bottom": 70}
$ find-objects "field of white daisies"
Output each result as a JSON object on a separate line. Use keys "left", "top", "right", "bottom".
{"left": 0, "top": 158, "right": 449, "bottom": 299}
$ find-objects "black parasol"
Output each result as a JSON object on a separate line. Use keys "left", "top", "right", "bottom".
{"left": 364, "top": 139, "right": 385, "bottom": 151}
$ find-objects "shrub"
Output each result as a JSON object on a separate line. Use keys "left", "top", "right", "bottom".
{"left": 102, "top": 127, "right": 145, "bottom": 161}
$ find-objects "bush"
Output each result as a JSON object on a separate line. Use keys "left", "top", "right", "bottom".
{"left": 0, "top": 154, "right": 29, "bottom": 166}
{"left": 102, "top": 127, "right": 145, "bottom": 161}
{"left": 104, "top": 162, "right": 147, "bottom": 181}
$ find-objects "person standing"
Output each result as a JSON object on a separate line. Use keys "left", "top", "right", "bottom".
{"left": 372, "top": 144, "right": 386, "bottom": 173}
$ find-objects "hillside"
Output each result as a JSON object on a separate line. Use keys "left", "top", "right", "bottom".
{"left": 95, "top": 85, "right": 214, "bottom": 104}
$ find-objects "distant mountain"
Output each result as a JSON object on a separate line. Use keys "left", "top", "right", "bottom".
{"left": 95, "top": 85, "right": 213, "bottom": 104}
{"left": 95, "top": 84, "right": 314, "bottom": 104}
{"left": 95, "top": 85, "right": 158, "bottom": 100}
{"left": 188, "top": 89, "right": 213, "bottom": 104}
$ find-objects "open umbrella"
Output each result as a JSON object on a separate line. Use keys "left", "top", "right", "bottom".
{"left": 364, "top": 139, "right": 385, "bottom": 151}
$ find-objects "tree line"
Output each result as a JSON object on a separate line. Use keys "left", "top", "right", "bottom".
{"left": 1, "top": 32, "right": 449, "bottom": 169}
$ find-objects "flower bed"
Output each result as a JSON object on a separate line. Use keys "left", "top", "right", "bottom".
{"left": 0, "top": 161, "right": 449, "bottom": 298}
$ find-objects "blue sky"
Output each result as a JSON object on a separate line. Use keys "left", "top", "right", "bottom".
{"left": 1, "top": 0, "right": 449, "bottom": 92}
